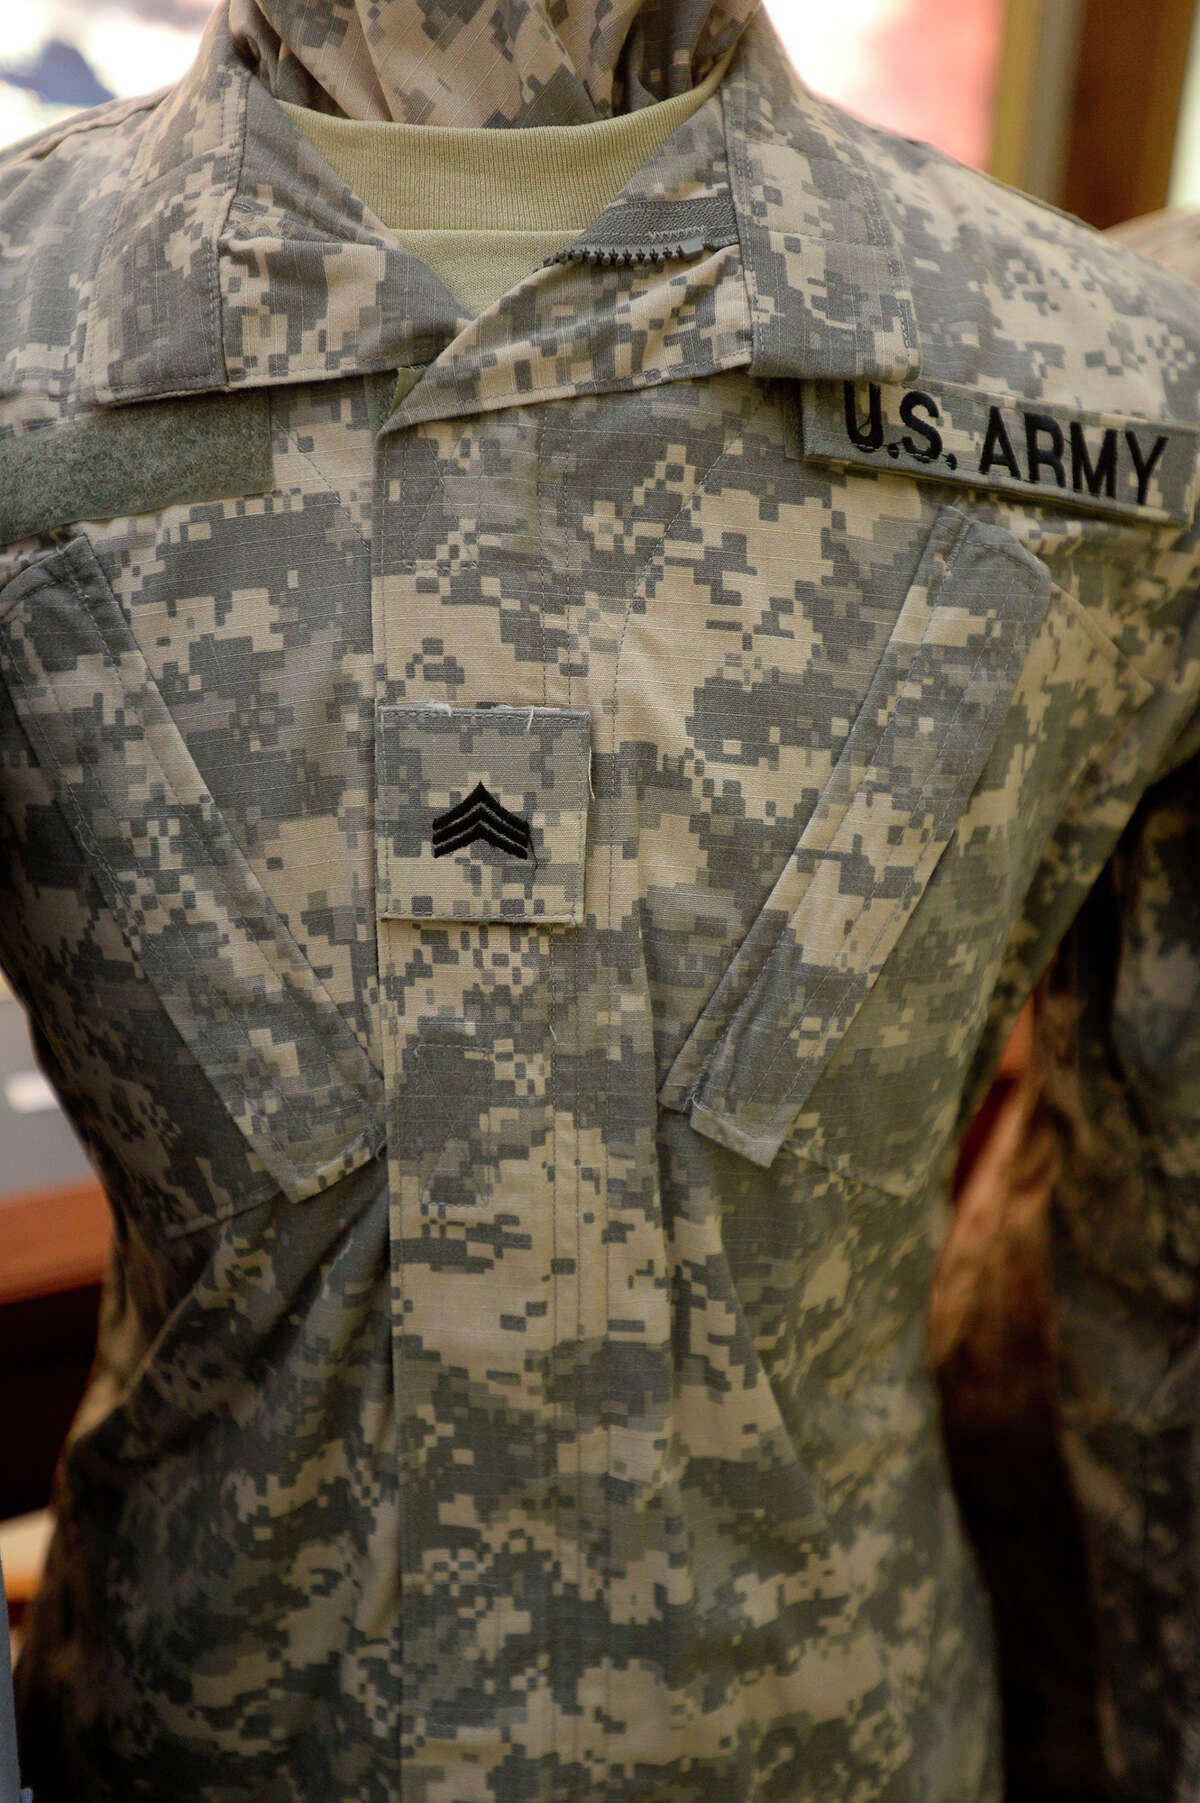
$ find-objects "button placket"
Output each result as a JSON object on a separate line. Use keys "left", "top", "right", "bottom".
{"left": 373, "top": 409, "right": 595, "bottom": 1778}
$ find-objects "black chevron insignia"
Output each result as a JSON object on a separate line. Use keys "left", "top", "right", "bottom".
{"left": 431, "top": 783, "right": 534, "bottom": 860}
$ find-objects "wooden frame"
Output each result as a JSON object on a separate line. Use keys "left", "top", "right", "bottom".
{"left": 990, "top": 0, "right": 1198, "bottom": 225}
{"left": 989, "top": 0, "right": 1085, "bottom": 201}
{"left": 1062, "top": 0, "right": 1197, "bottom": 226}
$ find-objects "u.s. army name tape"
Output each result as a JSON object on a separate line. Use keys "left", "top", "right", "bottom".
{"left": 799, "top": 377, "right": 1199, "bottom": 525}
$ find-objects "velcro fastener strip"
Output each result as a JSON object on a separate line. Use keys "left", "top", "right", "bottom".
{"left": 0, "top": 389, "right": 273, "bottom": 541}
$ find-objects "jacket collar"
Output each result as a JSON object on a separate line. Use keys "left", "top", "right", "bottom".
{"left": 77, "top": 7, "right": 921, "bottom": 412}
{"left": 720, "top": 13, "right": 920, "bottom": 385}
{"left": 226, "top": 0, "right": 757, "bottom": 127}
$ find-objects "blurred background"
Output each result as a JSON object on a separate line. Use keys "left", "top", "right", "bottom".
{"left": 3, "top": 4, "right": 1200, "bottom": 1799}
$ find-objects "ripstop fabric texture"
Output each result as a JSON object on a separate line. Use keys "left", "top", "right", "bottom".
{"left": 2, "top": 5, "right": 1200, "bottom": 1800}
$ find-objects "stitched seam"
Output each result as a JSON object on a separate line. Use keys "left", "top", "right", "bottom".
{"left": 740, "top": 575, "right": 1033, "bottom": 1115}
{"left": 549, "top": 924, "right": 561, "bottom": 1788}
{"left": 664, "top": 508, "right": 977, "bottom": 1105}
{"left": 608, "top": 430, "right": 745, "bottom": 733}
{"left": 563, "top": 412, "right": 577, "bottom": 712}
{"left": 444, "top": 356, "right": 738, "bottom": 419}
{"left": 199, "top": 83, "right": 226, "bottom": 390}
{"left": 536, "top": 411, "right": 549, "bottom": 709}
{"left": 572, "top": 764, "right": 586, "bottom": 918}
{"left": 548, "top": 920, "right": 560, "bottom": 1787}
{"left": 45, "top": 590, "right": 310, "bottom": 1168}
{"left": 8, "top": 556, "right": 376, "bottom": 1169}
{"left": 571, "top": 915, "right": 584, "bottom": 1778}
{"left": 741, "top": 611, "right": 997, "bottom": 1110}
{"left": 78, "top": 569, "right": 381, "bottom": 1082}
{"left": 5, "top": 666, "right": 310, "bottom": 1170}
{"left": 603, "top": 752, "right": 614, "bottom": 1784}
{"left": 684, "top": 508, "right": 972, "bottom": 1095}
{"left": 0, "top": 556, "right": 58, "bottom": 622}
{"left": 213, "top": 67, "right": 252, "bottom": 393}
{"left": 722, "top": 59, "right": 760, "bottom": 360}
{"left": 404, "top": 323, "right": 745, "bottom": 430}
{"left": 277, "top": 421, "right": 371, "bottom": 549}
{"left": 396, "top": 436, "right": 448, "bottom": 570}
{"left": 371, "top": 402, "right": 406, "bottom": 1738}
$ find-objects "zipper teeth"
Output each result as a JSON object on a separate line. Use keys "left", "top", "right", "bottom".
{"left": 545, "top": 235, "right": 718, "bottom": 268}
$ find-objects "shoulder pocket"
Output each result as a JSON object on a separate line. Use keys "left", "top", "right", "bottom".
{"left": 659, "top": 506, "right": 1148, "bottom": 1176}
{"left": 0, "top": 534, "right": 384, "bottom": 1208}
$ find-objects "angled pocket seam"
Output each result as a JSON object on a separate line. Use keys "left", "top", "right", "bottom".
{"left": 63, "top": 547, "right": 383, "bottom": 1091}
{"left": 660, "top": 508, "right": 1058, "bottom": 1169}
{"left": 741, "top": 531, "right": 1037, "bottom": 1117}
{"left": 0, "top": 537, "right": 385, "bottom": 1204}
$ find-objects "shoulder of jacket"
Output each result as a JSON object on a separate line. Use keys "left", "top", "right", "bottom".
{"left": 728, "top": 21, "right": 1200, "bottom": 433}
{"left": 0, "top": 87, "right": 168, "bottom": 438}
{"left": 851, "top": 111, "right": 1200, "bottom": 425}
{"left": 0, "top": 86, "right": 165, "bottom": 173}
{"left": 0, "top": 81, "right": 275, "bottom": 548}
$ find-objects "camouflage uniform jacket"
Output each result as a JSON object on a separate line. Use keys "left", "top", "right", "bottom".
{"left": 4, "top": 6, "right": 1200, "bottom": 1800}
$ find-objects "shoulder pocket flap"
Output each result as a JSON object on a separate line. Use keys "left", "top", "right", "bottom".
{"left": 659, "top": 509, "right": 1053, "bottom": 1167}
{"left": 0, "top": 535, "right": 384, "bottom": 1203}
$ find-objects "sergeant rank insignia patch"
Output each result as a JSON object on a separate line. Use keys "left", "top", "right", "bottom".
{"left": 432, "top": 784, "right": 534, "bottom": 861}
{"left": 375, "top": 704, "right": 591, "bottom": 925}
{"left": 798, "top": 378, "right": 1199, "bottom": 525}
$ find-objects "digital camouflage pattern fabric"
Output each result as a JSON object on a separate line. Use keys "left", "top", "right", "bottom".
{"left": 229, "top": 0, "right": 755, "bottom": 125}
{"left": 2, "top": 3, "right": 1200, "bottom": 1799}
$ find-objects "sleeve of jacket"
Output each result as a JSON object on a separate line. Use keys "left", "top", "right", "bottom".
{"left": 1044, "top": 730, "right": 1200, "bottom": 1803}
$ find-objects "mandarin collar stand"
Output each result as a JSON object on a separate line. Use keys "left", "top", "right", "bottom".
{"left": 227, "top": 0, "right": 760, "bottom": 127}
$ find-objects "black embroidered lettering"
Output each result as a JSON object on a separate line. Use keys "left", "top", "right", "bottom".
{"left": 1024, "top": 412, "right": 1066, "bottom": 487}
{"left": 1069, "top": 423, "right": 1117, "bottom": 499}
{"left": 979, "top": 407, "right": 1020, "bottom": 479}
{"left": 898, "top": 389, "right": 943, "bottom": 463}
{"left": 432, "top": 783, "right": 534, "bottom": 860}
{"left": 843, "top": 381, "right": 884, "bottom": 453}
{"left": 1125, "top": 430, "right": 1169, "bottom": 506}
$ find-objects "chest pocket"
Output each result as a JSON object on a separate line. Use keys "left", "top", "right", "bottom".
{"left": 0, "top": 533, "right": 384, "bottom": 1212}
{"left": 658, "top": 505, "right": 1153, "bottom": 1182}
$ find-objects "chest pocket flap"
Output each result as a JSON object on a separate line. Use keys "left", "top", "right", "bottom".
{"left": 658, "top": 507, "right": 1056, "bottom": 1168}
{"left": 0, "top": 534, "right": 384, "bottom": 1207}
